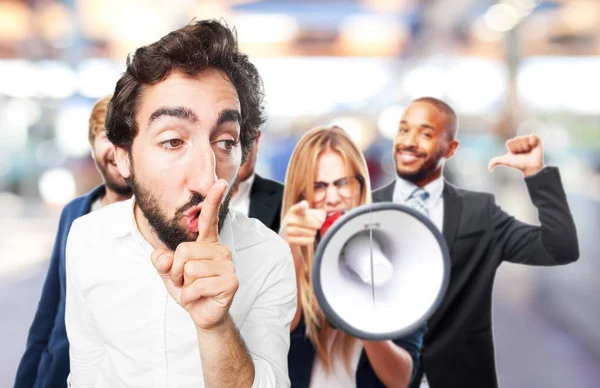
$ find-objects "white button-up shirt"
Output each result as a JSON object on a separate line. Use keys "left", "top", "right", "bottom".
{"left": 65, "top": 197, "right": 296, "bottom": 387}
{"left": 392, "top": 176, "right": 445, "bottom": 231}
{"left": 230, "top": 173, "right": 256, "bottom": 217}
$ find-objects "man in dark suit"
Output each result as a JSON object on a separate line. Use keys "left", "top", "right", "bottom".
{"left": 373, "top": 97, "right": 579, "bottom": 388}
{"left": 230, "top": 130, "right": 283, "bottom": 232}
{"left": 15, "top": 96, "right": 132, "bottom": 388}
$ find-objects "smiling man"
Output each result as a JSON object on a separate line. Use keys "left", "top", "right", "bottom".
{"left": 373, "top": 97, "right": 579, "bottom": 388}
{"left": 15, "top": 96, "right": 132, "bottom": 388}
{"left": 64, "top": 20, "right": 296, "bottom": 387}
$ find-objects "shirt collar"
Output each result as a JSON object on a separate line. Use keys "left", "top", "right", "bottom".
{"left": 237, "top": 173, "right": 255, "bottom": 196}
{"left": 393, "top": 175, "right": 445, "bottom": 204}
{"left": 111, "top": 196, "right": 237, "bottom": 262}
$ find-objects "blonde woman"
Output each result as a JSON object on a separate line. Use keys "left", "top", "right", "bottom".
{"left": 281, "top": 126, "right": 426, "bottom": 388}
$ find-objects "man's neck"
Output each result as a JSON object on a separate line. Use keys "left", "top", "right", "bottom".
{"left": 100, "top": 188, "right": 132, "bottom": 207}
{"left": 133, "top": 201, "right": 168, "bottom": 250}
{"left": 413, "top": 168, "right": 443, "bottom": 188}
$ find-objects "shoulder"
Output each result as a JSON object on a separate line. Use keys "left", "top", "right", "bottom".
{"left": 229, "top": 210, "right": 290, "bottom": 262}
{"left": 68, "top": 199, "right": 131, "bottom": 256}
{"left": 372, "top": 180, "right": 395, "bottom": 202}
{"left": 57, "top": 186, "right": 105, "bottom": 235}
{"left": 444, "top": 182, "right": 493, "bottom": 206}
{"left": 230, "top": 210, "right": 289, "bottom": 253}
{"left": 253, "top": 174, "right": 284, "bottom": 195}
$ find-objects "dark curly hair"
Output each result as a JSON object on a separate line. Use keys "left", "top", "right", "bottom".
{"left": 105, "top": 19, "right": 265, "bottom": 162}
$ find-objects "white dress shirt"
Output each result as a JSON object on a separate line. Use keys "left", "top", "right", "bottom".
{"left": 230, "top": 173, "right": 255, "bottom": 217}
{"left": 65, "top": 197, "right": 296, "bottom": 388}
{"left": 392, "top": 175, "right": 444, "bottom": 388}
{"left": 392, "top": 175, "right": 445, "bottom": 232}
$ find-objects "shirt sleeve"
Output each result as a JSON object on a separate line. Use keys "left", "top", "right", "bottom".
{"left": 64, "top": 220, "right": 105, "bottom": 387}
{"left": 392, "top": 323, "right": 427, "bottom": 384}
{"left": 239, "top": 251, "right": 297, "bottom": 388}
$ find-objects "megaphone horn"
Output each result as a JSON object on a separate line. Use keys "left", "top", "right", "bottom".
{"left": 313, "top": 202, "right": 450, "bottom": 340}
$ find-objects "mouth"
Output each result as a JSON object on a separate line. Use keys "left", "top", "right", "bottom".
{"left": 396, "top": 150, "right": 425, "bottom": 165}
{"left": 183, "top": 203, "right": 203, "bottom": 233}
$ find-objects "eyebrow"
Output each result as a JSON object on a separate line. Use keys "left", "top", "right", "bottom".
{"left": 213, "top": 109, "right": 242, "bottom": 131}
{"left": 148, "top": 106, "right": 199, "bottom": 127}
{"left": 400, "top": 120, "right": 435, "bottom": 131}
{"left": 314, "top": 177, "right": 349, "bottom": 185}
{"left": 147, "top": 107, "right": 242, "bottom": 132}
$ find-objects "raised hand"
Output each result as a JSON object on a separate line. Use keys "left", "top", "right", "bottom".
{"left": 280, "top": 200, "right": 326, "bottom": 246}
{"left": 488, "top": 133, "right": 545, "bottom": 177}
{"left": 151, "top": 179, "right": 238, "bottom": 330}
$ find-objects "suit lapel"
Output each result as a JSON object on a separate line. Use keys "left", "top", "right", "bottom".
{"left": 248, "top": 176, "right": 278, "bottom": 228}
{"left": 442, "top": 182, "right": 462, "bottom": 253}
{"left": 373, "top": 180, "right": 396, "bottom": 202}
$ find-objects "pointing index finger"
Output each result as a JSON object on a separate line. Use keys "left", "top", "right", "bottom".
{"left": 197, "top": 179, "right": 228, "bottom": 243}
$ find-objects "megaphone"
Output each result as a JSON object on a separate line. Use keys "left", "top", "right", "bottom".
{"left": 313, "top": 202, "right": 450, "bottom": 340}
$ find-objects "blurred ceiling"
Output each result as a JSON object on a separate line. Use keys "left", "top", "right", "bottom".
{"left": 0, "top": 0, "right": 598, "bottom": 60}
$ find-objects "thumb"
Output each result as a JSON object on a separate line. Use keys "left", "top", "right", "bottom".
{"left": 151, "top": 248, "right": 174, "bottom": 276}
{"left": 488, "top": 154, "right": 516, "bottom": 171}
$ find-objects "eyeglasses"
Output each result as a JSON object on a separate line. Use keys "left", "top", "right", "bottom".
{"left": 313, "top": 176, "right": 364, "bottom": 202}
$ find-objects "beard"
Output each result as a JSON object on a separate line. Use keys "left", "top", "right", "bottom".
{"left": 395, "top": 145, "right": 445, "bottom": 184}
{"left": 97, "top": 157, "right": 132, "bottom": 196}
{"left": 128, "top": 165, "right": 237, "bottom": 252}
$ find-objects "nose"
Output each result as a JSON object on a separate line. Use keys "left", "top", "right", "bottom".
{"left": 403, "top": 132, "right": 419, "bottom": 148}
{"left": 325, "top": 184, "right": 341, "bottom": 205}
{"left": 187, "top": 146, "right": 217, "bottom": 197}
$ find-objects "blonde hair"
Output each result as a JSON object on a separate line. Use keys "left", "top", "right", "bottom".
{"left": 88, "top": 95, "right": 112, "bottom": 144}
{"left": 281, "top": 125, "right": 372, "bottom": 373}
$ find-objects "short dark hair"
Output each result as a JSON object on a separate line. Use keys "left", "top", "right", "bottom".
{"left": 105, "top": 19, "right": 265, "bottom": 162}
{"left": 412, "top": 97, "right": 458, "bottom": 140}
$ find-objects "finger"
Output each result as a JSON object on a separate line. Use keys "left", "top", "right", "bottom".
{"left": 151, "top": 248, "right": 174, "bottom": 276}
{"left": 307, "top": 208, "right": 327, "bottom": 224}
{"left": 197, "top": 179, "right": 228, "bottom": 243}
{"left": 289, "top": 200, "right": 309, "bottom": 216}
{"left": 286, "top": 213, "right": 324, "bottom": 230}
{"left": 287, "top": 225, "right": 319, "bottom": 238}
{"left": 171, "top": 242, "right": 232, "bottom": 287}
{"left": 488, "top": 154, "right": 513, "bottom": 171}
{"left": 289, "top": 236, "right": 317, "bottom": 246}
{"left": 506, "top": 138, "right": 521, "bottom": 154}
{"left": 180, "top": 274, "right": 239, "bottom": 306}
{"left": 528, "top": 133, "right": 540, "bottom": 148}
{"left": 183, "top": 259, "right": 235, "bottom": 287}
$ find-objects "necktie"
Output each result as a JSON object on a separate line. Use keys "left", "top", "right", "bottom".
{"left": 406, "top": 188, "right": 430, "bottom": 217}
{"left": 407, "top": 187, "right": 431, "bottom": 388}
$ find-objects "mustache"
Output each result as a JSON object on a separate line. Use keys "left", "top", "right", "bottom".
{"left": 395, "top": 145, "right": 426, "bottom": 157}
{"left": 175, "top": 193, "right": 206, "bottom": 217}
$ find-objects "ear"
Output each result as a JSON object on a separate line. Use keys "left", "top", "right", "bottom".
{"left": 113, "top": 145, "right": 131, "bottom": 179}
{"left": 445, "top": 139, "right": 459, "bottom": 160}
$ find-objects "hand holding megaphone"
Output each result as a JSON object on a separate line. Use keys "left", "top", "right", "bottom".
{"left": 280, "top": 200, "right": 327, "bottom": 246}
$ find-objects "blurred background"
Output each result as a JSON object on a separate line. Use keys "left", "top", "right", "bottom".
{"left": 0, "top": 0, "right": 599, "bottom": 386}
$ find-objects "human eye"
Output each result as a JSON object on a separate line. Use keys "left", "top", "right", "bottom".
{"left": 335, "top": 177, "right": 349, "bottom": 187}
{"left": 160, "top": 139, "right": 184, "bottom": 150}
{"left": 214, "top": 139, "right": 237, "bottom": 152}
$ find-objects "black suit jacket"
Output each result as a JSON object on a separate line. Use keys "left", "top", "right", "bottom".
{"left": 372, "top": 167, "right": 579, "bottom": 388}
{"left": 248, "top": 174, "right": 284, "bottom": 233}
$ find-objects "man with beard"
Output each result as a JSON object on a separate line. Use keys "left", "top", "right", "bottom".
{"left": 15, "top": 95, "right": 132, "bottom": 388}
{"left": 64, "top": 20, "right": 296, "bottom": 387}
{"left": 373, "top": 97, "right": 579, "bottom": 388}
{"left": 230, "top": 130, "right": 284, "bottom": 233}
